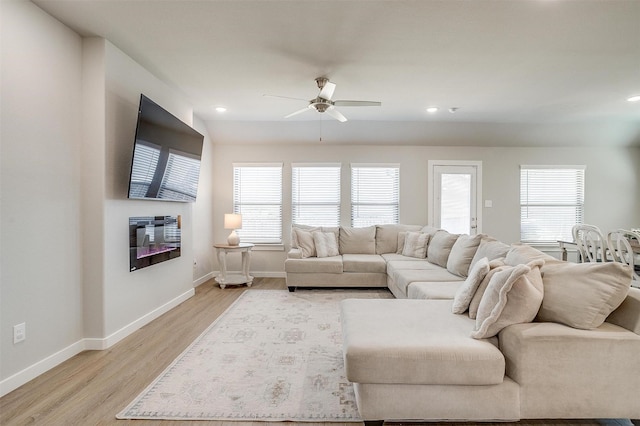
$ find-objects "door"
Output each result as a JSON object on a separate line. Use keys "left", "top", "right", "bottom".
{"left": 429, "top": 162, "right": 482, "bottom": 235}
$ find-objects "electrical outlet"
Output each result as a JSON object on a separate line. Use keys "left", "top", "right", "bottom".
{"left": 13, "top": 323, "right": 26, "bottom": 344}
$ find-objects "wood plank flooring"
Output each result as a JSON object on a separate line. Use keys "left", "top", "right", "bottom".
{"left": 0, "top": 277, "right": 638, "bottom": 426}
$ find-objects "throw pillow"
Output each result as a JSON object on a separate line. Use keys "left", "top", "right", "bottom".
{"left": 401, "top": 232, "right": 429, "bottom": 258}
{"left": 312, "top": 231, "right": 339, "bottom": 258}
{"left": 452, "top": 257, "right": 491, "bottom": 314}
{"left": 376, "top": 224, "right": 423, "bottom": 254}
{"left": 468, "top": 258, "right": 507, "bottom": 319}
{"left": 447, "top": 234, "right": 484, "bottom": 277}
{"left": 339, "top": 226, "right": 376, "bottom": 254}
{"left": 536, "top": 261, "right": 632, "bottom": 329}
{"left": 471, "top": 259, "right": 545, "bottom": 339}
{"left": 469, "top": 237, "right": 510, "bottom": 270}
{"left": 396, "top": 232, "right": 407, "bottom": 254}
{"left": 291, "top": 224, "right": 320, "bottom": 248}
{"left": 294, "top": 228, "right": 316, "bottom": 258}
{"left": 427, "top": 230, "right": 460, "bottom": 268}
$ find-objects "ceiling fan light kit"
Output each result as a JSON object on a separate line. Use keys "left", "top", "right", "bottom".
{"left": 275, "top": 77, "right": 382, "bottom": 122}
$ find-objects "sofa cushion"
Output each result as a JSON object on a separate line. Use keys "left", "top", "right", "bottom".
{"left": 408, "top": 281, "right": 463, "bottom": 300}
{"left": 293, "top": 228, "right": 316, "bottom": 258}
{"left": 341, "top": 299, "right": 505, "bottom": 385}
{"left": 447, "top": 233, "right": 483, "bottom": 277}
{"left": 340, "top": 226, "right": 376, "bottom": 254}
{"left": 375, "top": 224, "right": 422, "bottom": 254}
{"left": 402, "top": 231, "right": 429, "bottom": 258}
{"left": 343, "top": 254, "right": 387, "bottom": 274}
{"left": 284, "top": 256, "right": 343, "bottom": 273}
{"left": 381, "top": 253, "right": 422, "bottom": 262}
{"left": 469, "top": 259, "right": 508, "bottom": 319}
{"left": 452, "top": 257, "right": 491, "bottom": 314}
{"left": 390, "top": 268, "right": 464, "bottom": 297}
{"left": 505, "top": 243, "right": 559, "bottom": 266}
{"left": 291, "top": 224, "right": 320, "bottom": 248}
{"left": 472, "top": 260, "right": 544, "bottom": 339}
{"left": 387, "top": 259, "right": 445, "bottom": 275}
{"left": 312, "top": 231, "right": 339, "bottom": 258}
{"left": 470, "top": 237, "right": 510, "bottom": 269}
{"left": 427, "top": 230, "right": 459, "bottom": 268}
{"left": 536, "top": 261, "right": 632, "bottom": 329}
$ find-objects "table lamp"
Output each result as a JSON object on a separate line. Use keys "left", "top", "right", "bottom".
{"left": 224, "top": 213, "right": 242, "bottom": 246}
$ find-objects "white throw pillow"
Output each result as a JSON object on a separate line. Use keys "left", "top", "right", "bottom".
{"left": 427, "top": 230, "right": 459, "bottom": 268}
{"left": 468, "top": 258, "right": 507, "bottom": 319}
{"left": 452, "top": 257, "right": 490, "bottom": 314}
{"left": 536, "top": 261, "right": 632, "bottom": 329}
{"left": 471, "top": 259, "right": 545, "bottom": 339}
{"left": 447, "top": 234, "right": 483, "bottom": 277}
{"left": 291, "top": 224, "right": 320, "bottom": 248}
{"left": 313, "top": 231, "right": 340, "bottom": 258}
{"left": 401, "top": 232, "right": 429, "bottom": 258}
{"left": 294, "top": 228, "right": 316, "bottom": 258}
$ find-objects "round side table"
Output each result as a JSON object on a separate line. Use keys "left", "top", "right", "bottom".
{"left": 213, "top": 243, "right": 254, "bottom": 289}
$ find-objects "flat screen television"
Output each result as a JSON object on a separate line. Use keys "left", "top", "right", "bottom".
{"left": 127, "top": 94, "right": 204, "bottom": 202}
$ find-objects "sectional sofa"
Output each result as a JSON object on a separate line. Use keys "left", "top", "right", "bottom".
{"left": 284, "top": 224, "right": 640, "bottom": 423}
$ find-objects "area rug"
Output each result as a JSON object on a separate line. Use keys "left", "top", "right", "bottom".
{"left": 117, "top": 288, "right": 392, "bottom": 421}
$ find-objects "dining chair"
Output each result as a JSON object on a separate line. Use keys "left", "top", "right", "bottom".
{"left": 607, "top": 229, "right": 640, "bottom": 284}
{"left": 572, "top": 224, "right": 608, "bottom": 263}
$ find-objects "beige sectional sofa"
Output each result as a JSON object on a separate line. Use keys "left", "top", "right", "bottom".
{"left": 284, "top": 224, "right": 640, "bottom": 423}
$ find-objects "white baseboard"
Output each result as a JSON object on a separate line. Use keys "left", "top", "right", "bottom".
{"left": 193, "top": 271, "right": 215, "bottom": 287}
{"left": 0, "top": 288, "right": 195, "bottom": 397}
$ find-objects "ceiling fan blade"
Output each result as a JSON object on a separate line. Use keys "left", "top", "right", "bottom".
{"left": 325, "top": 108, "right": 347, "bottom": 122}
{"left": 318, "top": 81, "right": 336, "bottom": 100}
{"left": 284, "top": 107, "right": 311, "bottom": 119}
{"left": 263, "top": 94, "right": 308, "bottom": 102}
{"left": 333, "top": 100, "right": 382, "bottom": 107}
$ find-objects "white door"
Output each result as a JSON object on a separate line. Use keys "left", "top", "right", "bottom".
{"left": 430, "top": 162, "right": 481, "bottom": 235}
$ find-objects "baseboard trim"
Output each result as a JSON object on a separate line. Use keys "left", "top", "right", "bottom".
{"left": 193, "top": 271, "right": 215, "bottom": 287}
{"left": 0, "top": 288, "right": 195, "bottom": 397}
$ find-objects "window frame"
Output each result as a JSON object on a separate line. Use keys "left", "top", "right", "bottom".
{"left": 350, "top": 163, "right": 400, "bottom": 228}
{"left": 232, "top": 163, "right": 283, "bottom": 245}
{"left": 520, "top": 165, "right": 585, "bottom": 245}
{"left": 291, "top": 163, "right": 342, "bottom": 227}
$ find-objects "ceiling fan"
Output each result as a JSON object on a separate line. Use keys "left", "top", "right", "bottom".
{"left": 266, "top": 77, "right": 381, "bottom": 122}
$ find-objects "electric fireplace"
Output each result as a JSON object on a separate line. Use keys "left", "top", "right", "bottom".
{"left": 129, "top": 215, "right": 181, "bottom": 271}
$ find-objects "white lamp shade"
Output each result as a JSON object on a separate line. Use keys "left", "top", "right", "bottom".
{"left": 224, "top": 213, "right": 242, "bottom": 230}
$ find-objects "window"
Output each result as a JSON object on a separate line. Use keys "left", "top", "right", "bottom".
{"left": 233, "top": 163, "right": 283, "bottom": 244}
{"left": 520, "top": 165, "right": 585, "bottom": 244}
{"left": 292, "top": 163, "right": 341, "bottom": 227}
{"left": 351, "top": 164, "right": 400, "bottom": 227}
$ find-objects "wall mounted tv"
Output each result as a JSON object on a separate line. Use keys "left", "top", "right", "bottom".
{"left": 127, "top": 94, "right": 204, "bottom": 202}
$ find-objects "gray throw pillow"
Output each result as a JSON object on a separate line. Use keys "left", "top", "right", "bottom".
{"left": 427, "top": 230, "right": 459, "bottom": 268}
{"left": 447, "top": 234, "right": 483, "bottom": 277}
{"left": 452, "top": 257, "right": 490, "bottom": 314}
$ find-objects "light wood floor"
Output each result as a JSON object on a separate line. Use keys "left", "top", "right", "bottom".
{"left": 1, "top": 277, "right": 638, "bottom": 426}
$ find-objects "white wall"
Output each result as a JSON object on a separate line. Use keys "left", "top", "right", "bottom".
{"left": 0, "top": 4, "right": 207, "bottom": 393}
{"left": 1, "top": 0, "right": 83, "bottom": 385}
{"left": 210, "top": 144, "right": 640, "bottom": 273}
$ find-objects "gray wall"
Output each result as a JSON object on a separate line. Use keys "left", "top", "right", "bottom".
{"left": 210, "top": 144, "right": 640, "bottom": 273}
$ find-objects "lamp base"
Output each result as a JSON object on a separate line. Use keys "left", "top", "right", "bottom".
{"left": 227, "top": 230, "right": 239, "bottom": 246}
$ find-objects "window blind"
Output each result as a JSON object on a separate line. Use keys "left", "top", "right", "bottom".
{"left": 233, "top": 164, "right": 283, "bottom": 244}
{"left": 292, "top": 164, "right": 341, "bottom": 227}
{"left": 520, "top": 165, "right": 585, "bottom": 244}
{"left": 158, "top": 150, "right": 201, "bottom": 201}
{"left": 129, "top": 142, "right": 161, "bottom": 198}
{"left": 351, "top": 164, "right": 400, "bottom": 227}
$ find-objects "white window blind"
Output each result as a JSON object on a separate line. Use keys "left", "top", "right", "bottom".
{"left": 233, "top": 164, "right": 283, "bottom": 244}
{"left": 158, "top": 150, "right": 201, "bottom": 201}
{"left": 351, "top": 164, "right": 400, "bottom": 227}
{"left": 520, "top": 165, "right": 585, "bottom": 244}
{"left": 129, "top": 142, "right": 160, "bottom": 197}
{"left": 292, "top": 163, "right": 341, "bottom": 227}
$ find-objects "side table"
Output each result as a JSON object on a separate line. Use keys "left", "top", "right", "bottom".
{"left": 213, "top": 243, "right": 254, "bottom": 289}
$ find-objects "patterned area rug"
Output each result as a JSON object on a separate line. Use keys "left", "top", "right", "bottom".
{"left": 117, "top": 289, "right": 392, "bottom": 421}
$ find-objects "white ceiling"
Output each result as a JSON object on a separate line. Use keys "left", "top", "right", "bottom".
{"left": 32, "top": 0, "right": 640, "bottom": 146}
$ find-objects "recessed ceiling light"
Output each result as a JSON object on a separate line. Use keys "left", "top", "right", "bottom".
{"left": 215, "top": 106, "right": 227, "bottom": 113}
{"left": 449, "top": 107, "right": 459, "bottom": 113}
{"left": 627, "top": 95, "right": 640, "bottom": 102}
{"left": 426, "top": 107, "right": 439, "bottom": 113}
